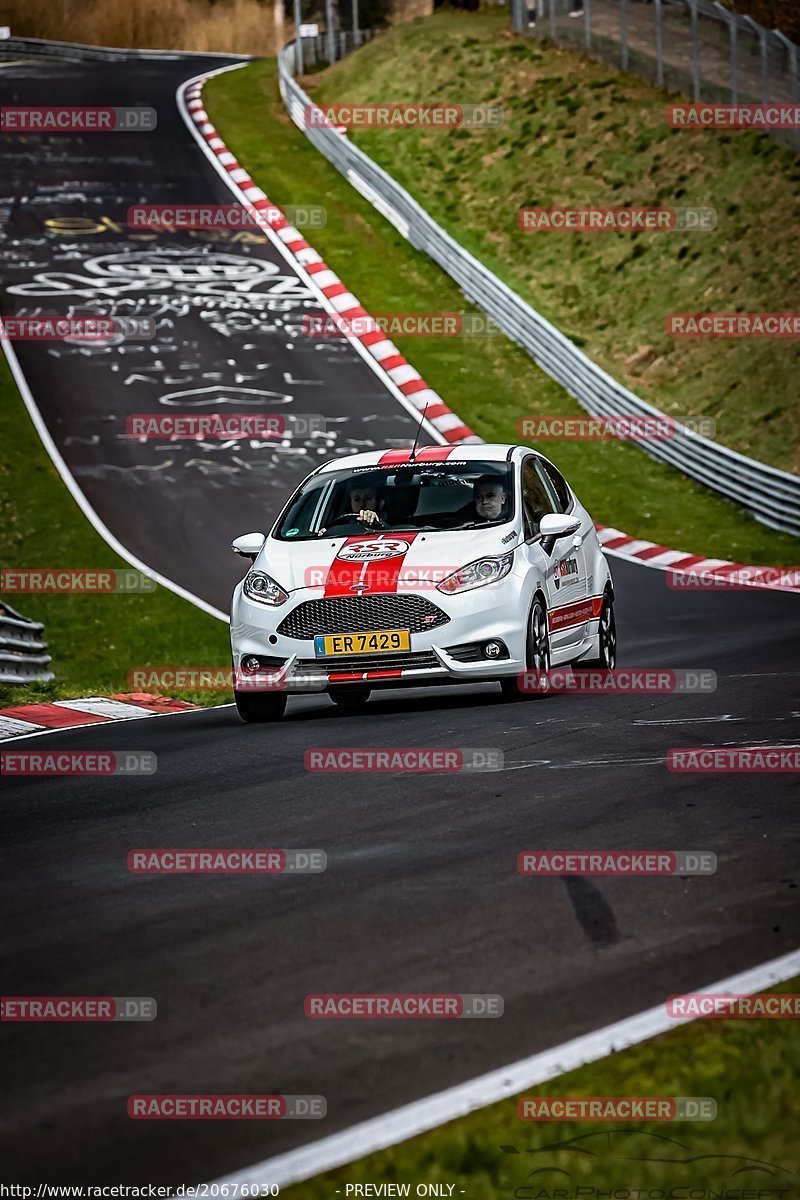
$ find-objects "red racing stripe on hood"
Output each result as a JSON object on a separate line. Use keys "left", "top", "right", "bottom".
{"left": 324, "top": 533, "right": 420, "bottom": 597}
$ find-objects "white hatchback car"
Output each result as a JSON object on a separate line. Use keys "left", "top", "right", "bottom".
{"left": 229, "top": 444, "right": 615, "bottom": 721}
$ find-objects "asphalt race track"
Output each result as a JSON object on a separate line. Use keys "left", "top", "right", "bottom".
{"left": 1, "top": 47, "right": 800, "bottom": 1189}
{"left": 0, "top": 53, "right": 434, "bottom": 613}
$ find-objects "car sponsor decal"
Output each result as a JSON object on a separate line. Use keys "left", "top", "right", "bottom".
{"left": 554, "top": 556, "right": 580, "bottom": 589}
{"left": 548, "top": 595, "right": 603, "bottom": 632}
{"left": 324, "top": 533, "right": 420, "bottom": 597}
{"left": 337, "top": 538, "right": 412, "bottom": 563}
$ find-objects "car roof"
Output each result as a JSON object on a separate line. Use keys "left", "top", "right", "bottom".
{"left": 316, "top": 444, "right": 527, "bottom": 473}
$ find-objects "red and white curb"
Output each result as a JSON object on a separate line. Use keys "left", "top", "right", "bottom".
{"left": 181, "top": 76, "right": 478, "bottom": 446}
{"left": 597, "top": 526, "right": 800, "bottom": 593}
{"left": 0, "top": 694, "right": 198, "bottom": 742}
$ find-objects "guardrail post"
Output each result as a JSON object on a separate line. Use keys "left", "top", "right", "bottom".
{"left": 654, "top": 0, "right": 664, "bottom": 87}
{"left": 772, "top": 28, "right": 798, "bottom": 150}
{"left": 547, "top": 0, "right": 556, "bottom": 42}
{"left": 326, "top": 0, "right": 336, "bottom": 63}
{"left": 584, "top": 0, "right": 592, "bottom": 51}
{"left": 712, "top": 2, "right": 737, "bottom": 102}
{"left": 293, "top": 0, "right": 303, "bottom": 73}
{"left": 353, "top": 0, "right": 360, "bottom": 45}
{"left": 740, "top": 14, "right": 768, "bottom": 102}
{"left": 620, "top": 0, "right": 629, "bottom": 71}
{"left": 688, "top": 0, "right": 700, "bottom": 100}
{"left": 773, "top": 29, "right": 798, "bottom": 101}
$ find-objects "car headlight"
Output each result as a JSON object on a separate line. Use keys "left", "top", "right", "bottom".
{"left": 437, "top": 551, "right": 514, "bottom": 595}
{"left": 243, "top": 569, "right": 289, "bottom": 606}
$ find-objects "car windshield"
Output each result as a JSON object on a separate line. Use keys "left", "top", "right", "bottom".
{"left": 275, "top": 461, "right": 515, "bottom": 541}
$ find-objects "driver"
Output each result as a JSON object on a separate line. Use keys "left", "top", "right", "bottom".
{"left": 317, "top": 477, "right": 386, "bottom": 535}
{"left": 348, "top": 480, "right": 385, "bottom": 527}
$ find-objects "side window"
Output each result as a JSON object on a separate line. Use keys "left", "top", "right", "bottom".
{"left": 539, "top": 459, "right": 572, "bottom": 513}
{"left": 521, "top": 458, "right": 554, "bottom": 538}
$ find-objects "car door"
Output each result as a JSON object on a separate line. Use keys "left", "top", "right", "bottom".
{"left": 519, "top": 455, "right": 588, "bottom": 655}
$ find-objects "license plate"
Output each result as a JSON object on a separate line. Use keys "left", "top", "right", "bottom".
{"left": 314, "top": 629, "right": 411, "bottom": 656}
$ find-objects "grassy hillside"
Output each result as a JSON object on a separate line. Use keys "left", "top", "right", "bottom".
{"left": 205, "top": 57, "right": 800, "bottom": 563}
{"left": 309, "top": 7, "right": 800, "bottom": 475}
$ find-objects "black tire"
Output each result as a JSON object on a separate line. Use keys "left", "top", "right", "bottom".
{"left": 501, "top": 595, "right": 551, "bottom": 700}
{"left": 233, "top": 690, "right": 287, "bottom": 723}
{"left": 574, "top": 591, "right": 616, "bottom": 671}
{"left": 328, "top": 685, "right": 371, "bottom": 708}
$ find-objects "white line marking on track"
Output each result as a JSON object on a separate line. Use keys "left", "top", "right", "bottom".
{"left": 206, "top": 948, "right": 800, "bottom": 1190}
{"left": 0, "top": 339, "right": 229, "bottom": 624}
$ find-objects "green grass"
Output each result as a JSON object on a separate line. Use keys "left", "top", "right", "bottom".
{"left": 284, "top": 977, "right": 800, "bottom": 1198}
{"left": 204, "top": 57, "right": 800, "bottom": 565}
{"left": 0, "top": 353, "right": 232, "bottom": 709}
{"left": 309, "top": 7, "right": 800, "bottom": 476}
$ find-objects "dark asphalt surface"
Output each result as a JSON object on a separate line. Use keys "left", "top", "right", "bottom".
{"left": 0, "top": 54, "right": 433, "bottom": 613}
{"left": 1, "top": 46, "right": 799, "bottom": 1191}
{"left": 2, "top": 559, "right": 799, "bottom": 1183}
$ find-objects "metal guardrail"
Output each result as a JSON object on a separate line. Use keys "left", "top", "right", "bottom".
{"left": 0, "top": 602, "right": 53, "bottom": 684}
{"left": 278, "top": 35, "right": 800, "bottom": 537}
{"left": 0, "top": 35, "right": 250, "bottom": 62}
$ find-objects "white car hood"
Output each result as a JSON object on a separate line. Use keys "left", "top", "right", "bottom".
{"left": 255, "top": 526, "right": 519, "bottom": 594}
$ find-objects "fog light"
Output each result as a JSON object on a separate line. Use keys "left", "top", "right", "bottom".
{"left": 484, "top": 641, "right": 502, "bottom": 659}
{"left": 242, "top": 655, "right": 261, "bottom": 674}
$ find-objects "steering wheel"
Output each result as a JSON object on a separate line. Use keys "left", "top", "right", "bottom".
{"left": 325, "top": 510, "right": 387, "bottom": 530}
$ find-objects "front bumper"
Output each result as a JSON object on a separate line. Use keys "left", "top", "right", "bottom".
{"left": 230, "top": 579, "right": 529, "bottom": 693}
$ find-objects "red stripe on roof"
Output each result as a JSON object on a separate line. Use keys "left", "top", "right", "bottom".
{"left": 412, "top": 446, "right": 455, "bottom": 462}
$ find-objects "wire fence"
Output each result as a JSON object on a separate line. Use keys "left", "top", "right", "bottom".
{"left": 279, "top": 35, "right": 800, "bottom": 536}
{"left": 292, "top": 27, "right": 376, "bottom": 72}
{"left": 508, "top": 0, "right": 800, "bottom": 150}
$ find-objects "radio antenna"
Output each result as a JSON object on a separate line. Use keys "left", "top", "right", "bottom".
{"left": 408, "top": 401, "right": 430, "bottom": 462}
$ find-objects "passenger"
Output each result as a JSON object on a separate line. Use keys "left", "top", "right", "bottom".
{"left": 472, "top": 474, "right": 508, "bottom": 522}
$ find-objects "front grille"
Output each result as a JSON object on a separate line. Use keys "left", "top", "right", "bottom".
{"left": 278, "top": 594, "right": 450, "bottom": 639}
{"left": 295, "top": 650, "right": 440, "bottom": 675}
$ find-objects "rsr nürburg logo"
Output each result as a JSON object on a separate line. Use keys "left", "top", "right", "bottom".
{"left": 337, "top": 540, "right": 410, "bottom": 562}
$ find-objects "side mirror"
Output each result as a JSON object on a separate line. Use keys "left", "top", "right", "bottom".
{"left": 539, "top": 513, "right": 581, "bottom": 556}
{"left": 539, "top": 513, "right": 581, "bottom": 538}
{"left": 231, "top": 532, "right": 266, "bottom": 561}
